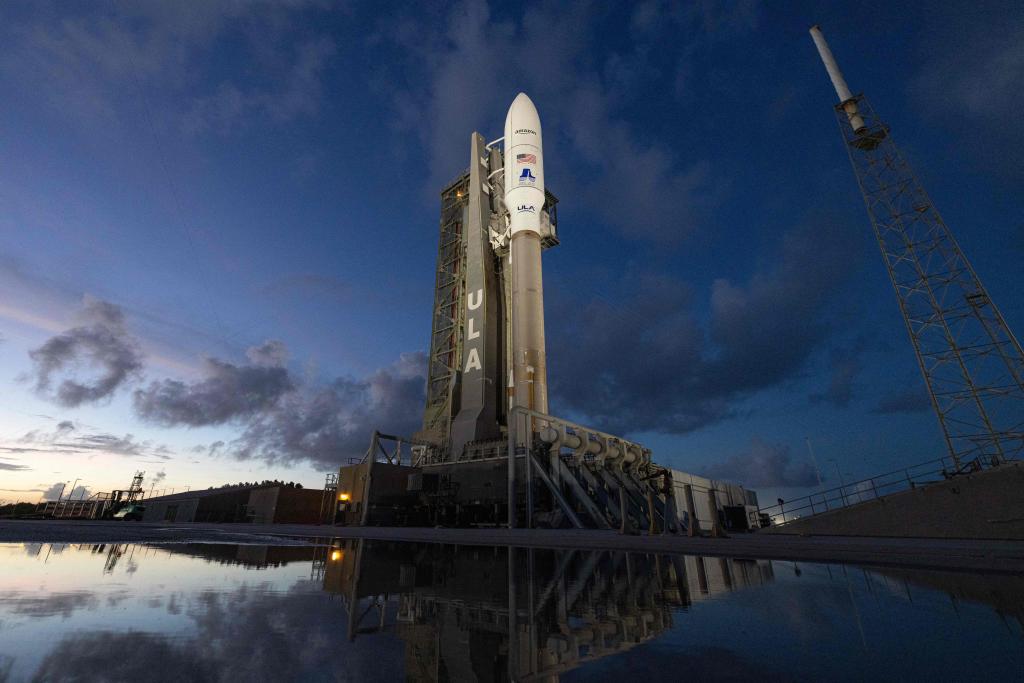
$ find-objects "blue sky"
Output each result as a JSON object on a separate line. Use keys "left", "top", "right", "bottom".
{"left": 1, "top": 1, "right": 1021, "bottom": 504}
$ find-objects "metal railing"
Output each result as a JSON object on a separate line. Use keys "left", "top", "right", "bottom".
{"left": 359, "top": 430, "right": 435, "bottom": 467}
{"left": 759, "top": 454, "right": 996, "bottom": 526}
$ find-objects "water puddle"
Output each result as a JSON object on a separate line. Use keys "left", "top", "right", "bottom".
{"left": 1, "top": 541, "right": 1021, "bottom": 681}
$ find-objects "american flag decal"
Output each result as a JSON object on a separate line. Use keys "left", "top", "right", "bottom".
{"left": 517, "top": 153, "right": 537, "bottom": 164}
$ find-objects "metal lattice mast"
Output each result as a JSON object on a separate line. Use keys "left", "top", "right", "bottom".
{"left": 812, "top": 26, "right": 1024, "bottom": 469}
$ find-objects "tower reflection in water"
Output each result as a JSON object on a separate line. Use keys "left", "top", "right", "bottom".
{"left": 318, "top": 541, "right": 774, "bottom": 680}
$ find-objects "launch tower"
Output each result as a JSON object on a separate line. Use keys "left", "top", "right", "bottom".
{"left": 811, "top": 27, "right": 1024, "bottom": 468}
{"left": 418, "top": 131, "right": 559, "bottom": 460}
{"left": 411, "top": 95, "right": 674, "bottom": 531}
{"left": 335, "top": 95, "right": 760, "bottom": 533}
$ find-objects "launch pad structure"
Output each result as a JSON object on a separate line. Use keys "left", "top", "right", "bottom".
{"left": 337, "top": 27, "right": 1024, "bottom": 536}
{"left": 333, "top": 96, "right": 759, "bottom": 533}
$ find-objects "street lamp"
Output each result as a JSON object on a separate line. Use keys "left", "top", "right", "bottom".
{"left": 828, "top": 461, "right": 848, "bottom": 506}
{"left": 804, "top": 437, "right": 824, "bottom": 488}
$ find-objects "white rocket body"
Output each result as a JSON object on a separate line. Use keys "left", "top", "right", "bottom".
{"left": 503, "top": 93, "right": 548, "bottom": 415}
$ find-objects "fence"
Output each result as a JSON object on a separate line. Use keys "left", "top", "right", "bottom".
{"left": 759, "top": 454, "right": 992, "bottom": 526}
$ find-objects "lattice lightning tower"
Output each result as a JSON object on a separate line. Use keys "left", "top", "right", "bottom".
{"left": 811, "top": 26, "right": 1024, "bottom": 469}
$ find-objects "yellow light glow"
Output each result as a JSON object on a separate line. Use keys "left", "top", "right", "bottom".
{"left": 338, "top": 492, "right": 350, "bottom": 501}
{"left": 330, "top": 550, "right": 342, "bottom": 561}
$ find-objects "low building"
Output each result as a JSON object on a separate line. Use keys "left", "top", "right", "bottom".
{"left": 246, "top": 486, "right": 323, "bottom": 524}
{"left": 670, "top": 469, "right": 760, "bottom": 533}
{"left": 141, "top": 485, "right": 323, "bottom": 524}
{"left": 335, "top": 461, "right": 420, "bottom": 526}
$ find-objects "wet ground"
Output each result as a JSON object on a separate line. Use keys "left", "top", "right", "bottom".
{"left": 3, "top": 520, "right": 1023, "bottom": 572}
{"left": 1, "top": 538, "right": 1022, "bottom": 682}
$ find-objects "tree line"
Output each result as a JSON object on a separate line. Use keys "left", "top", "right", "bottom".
{"left": 208, "top": 479, "right": 304, "bottom": 490}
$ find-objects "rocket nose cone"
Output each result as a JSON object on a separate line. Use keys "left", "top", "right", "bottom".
{"left": 506, "top": 92, "right": 541, "bottom": 135}
{"left": 508, "top": 92, "right": 537, "bottom": 117}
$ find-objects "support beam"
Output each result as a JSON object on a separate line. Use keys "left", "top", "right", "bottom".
{"left": 550, "top": 457, "right": 612, "bottom": 529}
{"left": 529, "top": 453, "right": 584, "bottom": 529}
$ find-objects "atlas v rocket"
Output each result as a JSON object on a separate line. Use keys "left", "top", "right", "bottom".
{"left": 413, "top": 93, "right": 662, "bottom": 529}
{"left": 422, "top": 92, "right": 558, "bottom": 458}
{"left": 504, "top": 93, "right": 549, "bottom": 418}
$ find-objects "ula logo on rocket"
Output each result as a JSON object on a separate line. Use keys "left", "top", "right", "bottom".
{"left": 517, "top": 205, "right": 536, "bottom": 213}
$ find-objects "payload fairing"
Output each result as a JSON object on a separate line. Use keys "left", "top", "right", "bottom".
{"left": 504, "top": 93, "right": 549, "bottom": 417}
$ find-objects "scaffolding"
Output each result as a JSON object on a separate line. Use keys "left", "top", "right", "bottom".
{"left": 420, "top": 173, "right": 471, "bottom": 449}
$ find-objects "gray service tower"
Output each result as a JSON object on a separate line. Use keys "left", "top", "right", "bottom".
{"left": 336, "top": 94, "right": 760, "bottom": 532}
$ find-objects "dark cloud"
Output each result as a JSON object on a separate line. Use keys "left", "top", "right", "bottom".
{"left": 71, "top": 434, "right": 146, "bottom": 457}
{"left": 27, "top": 296, "right": 143, "bottom": 407}
{"left": 809, "top": 342, "right": 867, "bottom": 408}
{"left": 132, "top": 339, "right": 426, "bottom": 467}
{"left": 33, "top": 631, "right": 213, "bottom": 682}
{"left": 809, "top": 355, "right": 859, "bottom": 408}
{"left": 704, "top": 439, "right": 820, "bottom": 488}
{"left": 31, "top": 578, "right": 402, "bottom": 681}
{"left": 244, "top": 339, "right": 288, "bottom": 367}
{"left": 13, "top": 424, "right": 174, "bottom": 461}
{"left": 706, "top": 218, "right": 857, "bottom": 389}
{"left": 231, "top": 352, "right": 427, "bottom": 467}
{"left": 0, "top": 458, "right": 30, "bottom": 471}
{"left": 133, "top": 341, "right": 293, "bottom": 427}
{"left": 181, "top": 36, "right": 336, "bottom": 136}
{"left": 152, "top": 470, "right": 167, "bottom": 484}
{"left": 549, "top": 217, "right": 859, "bottom": 435}
{"left": 565, "top": 78, "right": 715, "bottom": 243}
{"left": 1, "top": 1, "right": 336, "bottom": 136}
{"left": 191, "top": 440, "right": 225, "bottom": 457}
{"left": 0, "top": 446, "right": 79, "bottom": 455}
{"left": 912, "top": 2, "right": 1024, "bottom": 182}
{"left": 548, "top": 273, "right": 721, "bottom": 434}
{"left": 0, "top": 590, "right": 99, "bottom": 618}
{"left": 873, "top": 387, "right": 932, "bottom": 415}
